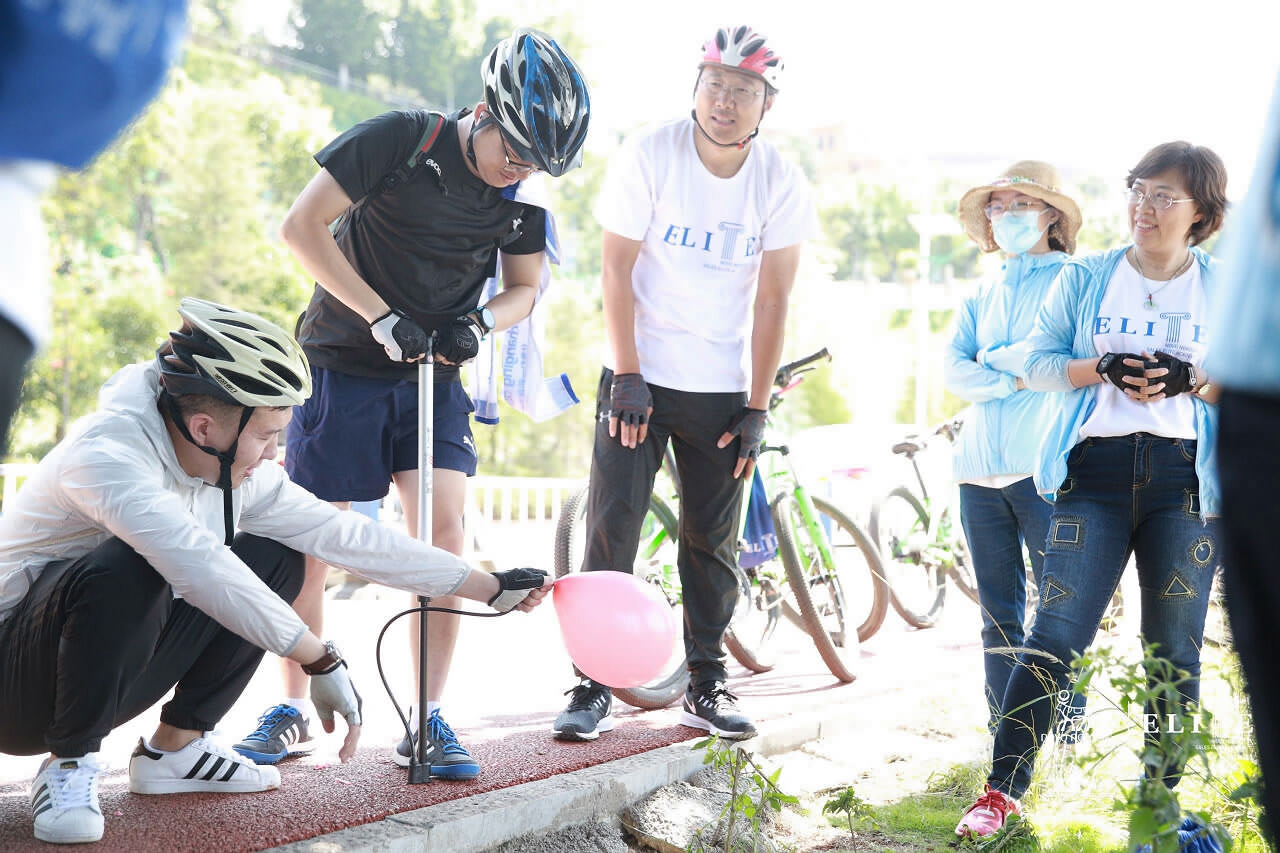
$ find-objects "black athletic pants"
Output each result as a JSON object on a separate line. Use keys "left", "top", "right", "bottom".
{"left": 0, "top": 534, "right": 303, "bottom": 757}
{"left": 583, "top": 368, "right": 746, "bottom": 688}
{"left": 1218, "top": 390, "right": 1280, "bottom": 840}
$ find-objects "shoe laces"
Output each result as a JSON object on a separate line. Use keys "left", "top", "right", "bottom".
{"left": 192, "top": 736, "right": 256, "bottom": 767}
{"left": 42, "top": 757, "right": 104, "bottom": 811}
{"left": 695, "top": 682, "right": 740, "bottom": 709}
{"left": 563, "top": 681, "right": 608, "bottom": 712}
{"left": 426, "top": 710, "right": 468, "bottom": 757}
{"left": 248, "top": 704, "right": 297, "bottom": 740}
{"left": 971, "top": 786, "right": 1015, "bottom": 816}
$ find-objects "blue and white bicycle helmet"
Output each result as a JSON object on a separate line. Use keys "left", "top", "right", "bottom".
{"left": 482, "top": 28, "right": 591, "bottom": 177}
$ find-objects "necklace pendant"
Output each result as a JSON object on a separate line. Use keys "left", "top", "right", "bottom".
{"left": 1144, "top": 295, "right": 1157, "bottom": 310}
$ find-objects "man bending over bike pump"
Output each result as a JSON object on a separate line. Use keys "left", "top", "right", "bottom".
{"left": 0, "top": 299, "right": 547, "bottom": 845}
{"left": 551, "top": 25, "right": 819, "bottom": 742}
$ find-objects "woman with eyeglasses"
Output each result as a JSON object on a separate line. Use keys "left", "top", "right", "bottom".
{"left": 944, "top": 161, "right": 1088, "bottom": 744}
{"left": 956, "top": 141, "right": 1229, "bottom": 840}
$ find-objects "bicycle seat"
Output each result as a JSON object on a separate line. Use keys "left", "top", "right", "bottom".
{"left": 892, "top": 439, "right": 923, "bottom": 456}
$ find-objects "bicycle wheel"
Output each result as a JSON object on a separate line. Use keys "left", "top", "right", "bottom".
{"left": 771, "top": 493, "right": 869, "bottom": 682}
{"left": 941, "top": 512, "right": 980, "bottom": 606}
{"left": 869, "top": 486, "right": 947, "bottom": 629}
{"left": 552, "top": 485, "right": 689, "bottom": 709}
{"left": 723, "top": 559, "right": 782, "bottom": 673}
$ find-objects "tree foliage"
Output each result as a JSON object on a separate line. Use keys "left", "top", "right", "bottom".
{"left": 820, "top": 182, "right": 918, "bottom": 281}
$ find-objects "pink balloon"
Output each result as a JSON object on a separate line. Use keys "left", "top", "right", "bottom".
{"left": 553, "top": 572, "right": 679, "bottom": 688}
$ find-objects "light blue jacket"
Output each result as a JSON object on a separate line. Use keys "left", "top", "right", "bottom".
{"left": 1203, "top": 69, "right": 1280, "bottom": 393}
{"left": 944, "top": 251, "right": 1068, "bottom": 482}
{"left": 1024, "top": 245, "right": 1220, "bottom": 517}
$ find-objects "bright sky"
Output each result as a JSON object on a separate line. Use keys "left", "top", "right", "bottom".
{"left": 247, "top": 0, "right": 1280, "bottom": 194}
{"left": 568, "top": 0, "right": 1280, "bottom": 193}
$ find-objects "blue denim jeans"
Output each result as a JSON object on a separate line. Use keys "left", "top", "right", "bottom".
{"left": 989, "top": 434, "right": 1219, "bottom": 798}
{"left": 959, "top": 478, "right": 1087, "bottom": 737}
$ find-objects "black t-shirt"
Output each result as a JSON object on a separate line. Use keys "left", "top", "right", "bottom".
{"left": 298, "top": 109, "right": 547, "bottom": 380}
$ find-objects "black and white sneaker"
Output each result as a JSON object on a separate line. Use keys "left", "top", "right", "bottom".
{"left": 233, "top": 703, "right": 316, "bottom": 765}
{"left": 129, "top": 736, "right": 280, "bottom": 794}
{"left": 679, "top": 682, "right": 757, "bottom": 740}
{"left": 552, "top": 679, "right": 614, "bottom": 741}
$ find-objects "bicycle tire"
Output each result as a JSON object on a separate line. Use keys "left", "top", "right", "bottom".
{"left": 869, "top": 486, "right": 947, "bottom": 629}
{"left": 942, "top": 514, "right": 980, "bottom": 606}
{"left": 771, "top": 493, "right": 862, "bottom": 682}
{"left": 552, "top": 485, "right": 689, "bottom": 709}
{"left": 723, "top": 559, "right": 782, "bottom": 673}
{"left": 775, "top": 494, "right": 887, "bottom": 643}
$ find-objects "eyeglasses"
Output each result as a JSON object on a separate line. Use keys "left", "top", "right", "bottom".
{"left": 1124, "top": 187, "right": 1195, "bottom": 211}
{"left": 497, "top": 130, "right": 539, "bottom": 178}
{"left": 984, "top": 199, "right": 1047, "bottom": 220}
{"left": 697, "top": 77, "right": 764, "bottom": 105}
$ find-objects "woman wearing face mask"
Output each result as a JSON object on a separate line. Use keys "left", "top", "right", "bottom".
{"left": 955, "top": 142, "right": 1228, "bottom": 841}
{"left": 944, "top": 161, "right": 1087, "bottom": 741}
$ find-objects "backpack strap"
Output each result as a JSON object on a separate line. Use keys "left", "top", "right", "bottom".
{"left": 376, "top": 110, "right": 447, "bottom": 193}
{"left": 329, "top": 111, "right": 450, "bottom": 236}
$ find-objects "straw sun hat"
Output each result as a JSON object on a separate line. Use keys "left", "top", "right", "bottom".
{"left": 957, "top": 160, "right": 1082, "bottom": 254}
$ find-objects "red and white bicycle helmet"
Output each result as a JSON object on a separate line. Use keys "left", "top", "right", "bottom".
{"left": 700, "top": 25, "right": 784, "bottom": 91}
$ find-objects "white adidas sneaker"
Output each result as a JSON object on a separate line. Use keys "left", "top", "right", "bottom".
{"left": 128, "top": 736, "right": 281, "bottom": 795}
{"left": 29, "top": 754, "right": 106, "bottom": 844}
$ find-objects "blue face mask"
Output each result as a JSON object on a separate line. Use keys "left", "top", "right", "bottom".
{"left": 991, "top": 210, "right": 1047, "bottom": 255}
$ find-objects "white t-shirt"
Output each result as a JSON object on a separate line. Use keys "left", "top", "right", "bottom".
{"left": 1081, "top": 258, "right": 1207, "bottom": 439}
{"left": 593, "top": 118, "right": 819, "bottom": 392}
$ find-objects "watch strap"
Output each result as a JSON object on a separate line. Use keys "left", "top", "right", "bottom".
{"left": 301, "top": 640, "right": 344, "bottom": 675}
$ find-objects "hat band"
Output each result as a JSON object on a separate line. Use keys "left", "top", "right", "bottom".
{"left": 990, "top": 176, "right": 1062, "bottom": 193}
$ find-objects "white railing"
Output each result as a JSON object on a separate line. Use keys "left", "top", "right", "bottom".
{"left": 464, "top": 476, "right": 580, "bottom": 571}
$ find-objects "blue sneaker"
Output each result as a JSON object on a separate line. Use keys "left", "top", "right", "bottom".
{"left": 393, "top": 709, "right": 480, "bottom": 779}
{"left": 233, "top": 704, "right": 316, "bottom": 765}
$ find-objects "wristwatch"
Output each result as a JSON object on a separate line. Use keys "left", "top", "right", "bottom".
{"left": 467, "top": 305, "right": 495, "bottom": 338}
{"left": 301, "top": 640, "right": 344, "bottom": 675}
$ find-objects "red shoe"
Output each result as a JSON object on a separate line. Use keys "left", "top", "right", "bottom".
{"left": 955, "top": 785, "right": 1020, "bottom": 839}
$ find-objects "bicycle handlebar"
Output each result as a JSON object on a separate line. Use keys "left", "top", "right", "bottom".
{"left": 774, "top": 348, "right": 831, "bottom": 388}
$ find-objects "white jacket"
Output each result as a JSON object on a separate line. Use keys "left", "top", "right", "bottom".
{"left": 0, "top": 361, "right": 470, "bottom": 655}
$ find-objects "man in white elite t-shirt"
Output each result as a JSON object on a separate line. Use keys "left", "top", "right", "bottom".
{"left": 550, "top": 24, "right": 820, "bottom": 742}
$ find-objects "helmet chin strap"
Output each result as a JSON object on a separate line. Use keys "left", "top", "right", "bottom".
{"left": 465, "top": 112, "right": 495, "bottom": 173}
{"left": 161, "top": 392, "right": 254, "bottom": 546}
{"left": 690, "top": 109, "right": 760, "bottom": 150}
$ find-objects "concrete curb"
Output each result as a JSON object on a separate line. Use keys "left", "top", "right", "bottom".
{"left": 264, "top": 706, "right": 849, "bottom": 852}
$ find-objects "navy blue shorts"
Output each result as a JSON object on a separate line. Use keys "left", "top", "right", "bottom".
{"left": 285, "top": 366, "right": 477, "bottom": 503}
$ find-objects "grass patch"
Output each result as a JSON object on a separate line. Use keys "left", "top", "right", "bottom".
{"left": 809, "top": 644, "right": 1271, "bottom": 852}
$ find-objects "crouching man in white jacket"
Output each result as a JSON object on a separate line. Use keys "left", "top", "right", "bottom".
{"left": 0, "top": 297, "right": 548, "bottom": 845}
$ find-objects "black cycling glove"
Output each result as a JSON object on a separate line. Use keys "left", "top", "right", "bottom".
{"left": 609, "top": 373, "right": 652, "bottom": 430}
{"left": 1096, "top": 352, "right": 1147, "bottom": 391}
{"left": 435, "top": 316, "right": 483, "bottom": 364}
{"left": 370, "top": 310, "right": 429, "bottom": 362}
{"left": 488, "top": 568, "right": 548, "bottom": 612}
{"left": 724, "top": 407, "right": 768, "bottom": 464}
{"left": 1150, "top": 351, "right": 1196, "bottom": 396}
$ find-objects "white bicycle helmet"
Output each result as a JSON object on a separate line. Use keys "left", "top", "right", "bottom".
{"left": 700, "top": 25, "right": 784, "bottom": 91}
{"left": 158, "top": 297, "right": 311, "bottom": 408}
{"left": 482, "top": 28, "right": 591, "bottom": 177}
